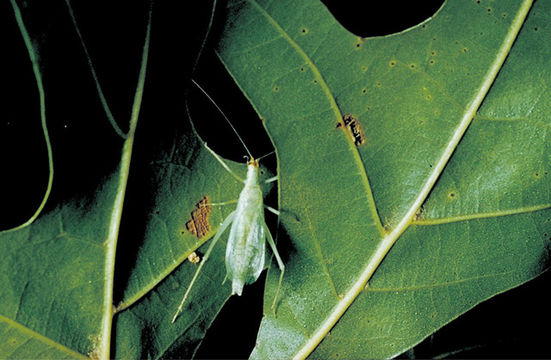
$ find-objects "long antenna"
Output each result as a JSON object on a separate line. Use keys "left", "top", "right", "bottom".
{"left": 191, "top": 79, "right": 253, "bottom": 159}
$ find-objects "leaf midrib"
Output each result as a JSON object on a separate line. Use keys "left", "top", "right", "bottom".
{"left": 98, "top": 6, "right": 152, "bottom": 359}
{"left": 243, "top": 0, "right": 534, "bottom": 359}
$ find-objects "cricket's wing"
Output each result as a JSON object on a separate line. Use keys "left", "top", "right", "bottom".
{"left": 225, "top": 186, "right": 266, "bottom": 295}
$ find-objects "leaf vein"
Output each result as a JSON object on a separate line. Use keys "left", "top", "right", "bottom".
{"left": 415, "top": 203, "right": 551, "bottom": 225}
{"left": 366, "top": 269, "right": 519, "bottom": 293}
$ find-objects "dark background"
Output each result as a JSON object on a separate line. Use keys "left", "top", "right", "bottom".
{"left": 3, "top": 1, "right": 549, "bottom": 359}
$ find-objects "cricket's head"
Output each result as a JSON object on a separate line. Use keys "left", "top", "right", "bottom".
{"left": 247, "top": 157, "right": 259, "bottom": 168}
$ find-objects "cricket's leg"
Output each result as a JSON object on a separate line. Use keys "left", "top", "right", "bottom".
{"left": 208, "top": 199, "right": 238, "bottom": 207}
{"left": 172, "top": 210, "right": 236, "bottom": 323}
{"left": 264, "top": 223, "right": 285, "bottom": 314}
{"left": 205, "top": 143, "right": 244, "bottom": 183}
{"left": 264, "top": 205, "right": 280, "bottom": 216}
{"left": 264, "top": 176, "right": 278, "bottom": 184}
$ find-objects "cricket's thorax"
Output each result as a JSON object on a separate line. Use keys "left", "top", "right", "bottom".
{"left": 225, "top": 161, "right": 266, "bottom": 295}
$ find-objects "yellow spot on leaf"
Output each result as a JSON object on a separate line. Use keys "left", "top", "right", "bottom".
{"left": 187, "top": 252, "right": 201, "bottom": 264}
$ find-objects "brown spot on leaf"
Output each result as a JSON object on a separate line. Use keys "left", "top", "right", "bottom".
{"left": 338, "top": 114, "right": 366, "bottom": 146}
{"left": 185, "top": 196, "right": 212, "bottom": 238}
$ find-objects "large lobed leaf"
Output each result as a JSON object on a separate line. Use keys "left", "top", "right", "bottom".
{"left": 214, "top": 0, "right": 550, "bottom": 358}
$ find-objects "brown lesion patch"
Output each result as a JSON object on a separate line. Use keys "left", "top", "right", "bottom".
{"left": 336, "top": 114, "right": 366, "bottom": 147}
{"left": 185, "top": 195, "right": 212, "bottom": 238}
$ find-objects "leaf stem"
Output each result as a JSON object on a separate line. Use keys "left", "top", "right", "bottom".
{"left": 97, "top": 4, "right": 152, "bottom": 359}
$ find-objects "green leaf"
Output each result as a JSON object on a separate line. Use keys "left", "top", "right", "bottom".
{"left": 1, "top": 1, "right": 236, "bottom": 358}
{"left": 214, "top": 0, "right": 550, "bottom": 358}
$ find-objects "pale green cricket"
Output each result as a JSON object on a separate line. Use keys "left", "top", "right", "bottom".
{"left": 171, "top": 80, "right": 285, "bottom": 323}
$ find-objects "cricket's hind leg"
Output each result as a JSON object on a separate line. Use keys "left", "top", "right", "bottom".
{"left": 172, "top": 210, "right": 236, "bottom": 323}
{"left": 264, "top": 223, "right": 285, "bottom": 315}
